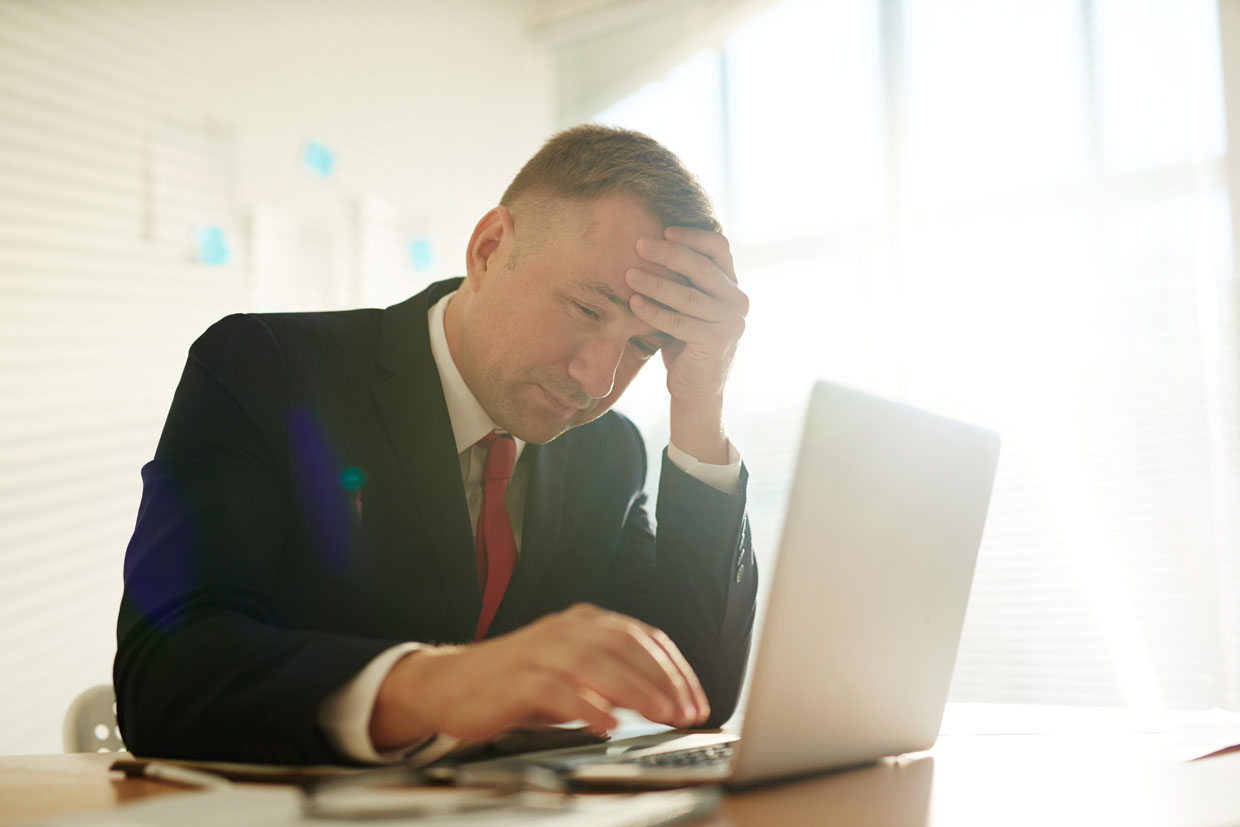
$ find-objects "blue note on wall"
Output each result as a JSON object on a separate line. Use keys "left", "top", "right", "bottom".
{"left": 194, "top": 226, "right": 230, "bottom": 266}
{"left": 304, "top": 140, "right": 335, "bottom": 178}
{"left": 409, "top": 238, "right": 433, "bottom": 272}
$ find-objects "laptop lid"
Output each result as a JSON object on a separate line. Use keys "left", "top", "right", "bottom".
{"left": 729, "top": 381, "right": 1000, "bottom": 786}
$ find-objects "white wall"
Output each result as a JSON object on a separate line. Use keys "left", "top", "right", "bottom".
{"left": 0, "top": 0, "right": 553, "bottom": 755}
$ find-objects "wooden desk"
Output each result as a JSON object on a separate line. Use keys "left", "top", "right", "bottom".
{"left": 0, "top": 753, "right": 185, "bottom": 825}
{"left": 4, "top": 735, "right": 1240, "bottom": 826}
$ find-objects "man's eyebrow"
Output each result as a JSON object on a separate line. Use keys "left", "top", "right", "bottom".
{"left": 582, "top": 281, "right": 676, "bottom": 344}
{"left": 584, "top": 281, "right": 632, "bottom": 315}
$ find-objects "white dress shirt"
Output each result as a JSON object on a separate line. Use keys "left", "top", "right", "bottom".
{"left": 317, "top": 289, "right": 742, "bottom": 763}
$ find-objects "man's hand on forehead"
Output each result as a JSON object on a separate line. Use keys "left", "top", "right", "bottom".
{"left": 625, "top": 227, "right": 747, "bottom": 393}
{"left": 624, "top": 225, "right": 748, "bottom": 464}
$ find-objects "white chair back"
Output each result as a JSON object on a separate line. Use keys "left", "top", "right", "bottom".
{"left": 63, "top": 684, "right": 125, "bottom": 753}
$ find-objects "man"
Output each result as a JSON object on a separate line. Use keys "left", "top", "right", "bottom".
{"left": 115, "top": 125, "right": 757, "bottom": 765}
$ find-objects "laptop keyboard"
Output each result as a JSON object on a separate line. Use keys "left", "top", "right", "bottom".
{"left": 627, "top": 742, "right": 735, "bottom": 769}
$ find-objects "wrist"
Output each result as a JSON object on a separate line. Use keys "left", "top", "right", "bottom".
{"left": 669, "top": 397, "right": 727, "bottom": 464}
{"left": 369, "top": 646, "right": 458, "bottom": 751}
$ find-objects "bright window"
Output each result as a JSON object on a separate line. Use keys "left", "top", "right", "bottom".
{"left": 597, "top": 0, "right": 1237, "bottom": 711}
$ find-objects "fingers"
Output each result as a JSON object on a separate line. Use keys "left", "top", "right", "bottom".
{"left": 524, "top": 679, "right": 618, "bottom": 736}
{"left": 405, "top": 606, "right": 713, "bottom": 744}
{"left": 637, "top": 623, "right": 710, "bottom": 725}
{"left": 450, "top": 674, "right": 617, "bottom": 742}
{"left": 629, "top": 291, "right": 709, "bottom": 344}
{"left": 600, "top": 613, "right": 709, "bottom": 726}
{"left": 526, "top": 619, "right": 669, "bottom": 721}
{"left": 635, "top": 236, "right": 720, "bottom": 292}
{"left": 664, "top": 225, "right": 736, "bottom": 283}
{"left": 528, "top": 605, "right": 705, "bottom": 728}
{"left": 635, "top": 233, "right": 749, "bottom": 316}
{"left": 629, "top": 289, "right": 746, "bottom": 354}
{"left": 568, "top": 605, "right": 708, "bottom": 727}
{"left": 590, "top": 619, "right": 700, "bottom": 727}
{"left": 548, "top": 643, "right": 681, "bottom": 724}
{"left": 626, "top": 268, "right": 727, "bottom": 323}
{"left": 634, "top": 236, "right": 728, "bottom": 302}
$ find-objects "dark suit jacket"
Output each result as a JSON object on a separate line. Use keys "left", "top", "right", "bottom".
{"left": 114, "top": 278, "right": 757, "bottom": 764}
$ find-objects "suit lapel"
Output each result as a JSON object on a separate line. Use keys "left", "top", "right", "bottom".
{"left": 487, "top": 436, "right": 570, "bottom": 637}
{"left": 371, "top": 280, "right": 481, "bottom": 642}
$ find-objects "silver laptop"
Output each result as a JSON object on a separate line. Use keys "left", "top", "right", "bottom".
{"left": 468, "top": 380, "right": 1001, "bottom": 788}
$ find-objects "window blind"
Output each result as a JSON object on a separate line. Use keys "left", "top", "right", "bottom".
{"left": 0, "top": 0, "right": 555, "bottom": 756}
{"left": 0, "top": 0, "right": 250, "bottom": 755}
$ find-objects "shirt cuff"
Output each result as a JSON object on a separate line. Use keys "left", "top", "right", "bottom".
{"left": 317, "top": 642, "right": 429, "bottom": 764}
{"left": 667, "top": 439, "right": 742, "bottom": 495}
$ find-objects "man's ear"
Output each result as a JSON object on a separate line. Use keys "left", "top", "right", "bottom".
{"left": 464, "top": 206, "right": 514, "bottom": 288}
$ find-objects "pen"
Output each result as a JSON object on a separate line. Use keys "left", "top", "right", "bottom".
{"left": 111, "top": 759, "right": 232, "bottom": 790}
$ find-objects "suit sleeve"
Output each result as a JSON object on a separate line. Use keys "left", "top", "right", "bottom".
{"left": 606, "top": 422, "right": 757, "bottom": 728}
{"left": 114, "top": 314, "right": 400, "bottom": 764}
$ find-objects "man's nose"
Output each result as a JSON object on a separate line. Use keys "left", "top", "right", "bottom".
{"left": 568, "top": 338, "right": 626, "bottom": 400}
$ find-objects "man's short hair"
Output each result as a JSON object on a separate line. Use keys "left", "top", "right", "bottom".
{"left": 500, "top": 124, "right": 721, "bottom": 234}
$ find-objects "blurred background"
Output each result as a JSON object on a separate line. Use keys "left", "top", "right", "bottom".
{"left": 0, "top": 0, "right": 1236, "bottom": 755}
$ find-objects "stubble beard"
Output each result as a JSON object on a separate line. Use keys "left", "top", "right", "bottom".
{"left": 489, "top": 371, "right": 600, "bottom": 445}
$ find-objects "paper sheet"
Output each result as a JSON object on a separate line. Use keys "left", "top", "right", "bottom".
{"left": 36, "top": 784, "right": 720, "bottom": 827}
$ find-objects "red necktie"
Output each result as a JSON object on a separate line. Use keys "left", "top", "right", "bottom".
{"left": 474, "top": 432, "right": 517, "bottom": 640}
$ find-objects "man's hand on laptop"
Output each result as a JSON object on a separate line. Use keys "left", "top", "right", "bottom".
{"left": 369, "top": 603, "right": 710, "bottom": 751}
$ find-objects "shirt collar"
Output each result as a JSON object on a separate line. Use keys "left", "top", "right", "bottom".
{"left": 427, "top": 289, "right": 526, "bottom": 461}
